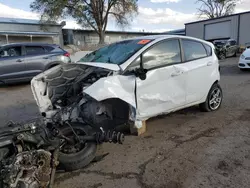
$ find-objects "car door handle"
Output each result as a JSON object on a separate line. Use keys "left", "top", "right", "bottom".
{"left": 207, "top": 62, "right": 213, "bottom": 66}
{"left": 16, "top": 59, "right": 23, "bottom": 62}
{"left": 43, "top": 57, "right": 49, "bottom": 59}
{"left": 171, "top": 71, "right": 183, "bottom": 77}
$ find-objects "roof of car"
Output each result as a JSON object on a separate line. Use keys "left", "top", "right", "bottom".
{"left": 0, "top": 43, "right": 59, "bottom": 48}
{"left": 126, "top": 35, "right": 213, "bottom": 46}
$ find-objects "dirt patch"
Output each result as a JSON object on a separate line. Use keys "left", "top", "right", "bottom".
{"left": 238, "top": 109, "right": 250, "bottom": 121}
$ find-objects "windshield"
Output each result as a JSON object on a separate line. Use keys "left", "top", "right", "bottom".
{"left": 214, "top": 41, "right": 226, "bottom": 46}
{"left": 79, "top": 39, "right": 153, "bottom": 65}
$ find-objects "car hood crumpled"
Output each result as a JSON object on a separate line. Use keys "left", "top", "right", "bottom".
{"left": 31, "top": 62, "right": 136, "bottom": 115}
{"left": 76, "top": 62, "right": 121, "bottom": 71}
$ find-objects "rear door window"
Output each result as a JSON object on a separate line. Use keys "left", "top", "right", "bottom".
{"left": 44, "top": 46, "right": 64, "bottom": 53}
{"left": 25, "top": 46, "right": 45, "bottom": 55}
{"left": 0, "top": 46, "right": 22, "bottom": 58}
{"left": 182, "top": 40, "right": 208, "bottom": 61}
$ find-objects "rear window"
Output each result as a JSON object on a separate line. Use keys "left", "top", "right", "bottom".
{"left": 229, "top": 40, "right": 236, "bottom": 45}
{"left": 26, "top": 46, "right": 45, "bottom": 55}
{"left": 44, "top": 46, "right": 64, "bottom": 53}
{"left": 214, "top": 41, "right": 226, "bottom": 46}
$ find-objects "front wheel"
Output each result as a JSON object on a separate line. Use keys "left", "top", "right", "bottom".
{"left": 58, "top": 123, "right": 97, "bottom": 171}
{"left": 199, "top": 83, "right": 223, "bottom": 112}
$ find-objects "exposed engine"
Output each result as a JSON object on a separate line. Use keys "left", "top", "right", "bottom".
{"left": 1, "top": 150, "right": 53, "bottom": 188}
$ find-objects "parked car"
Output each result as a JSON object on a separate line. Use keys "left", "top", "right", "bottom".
{"left": 214, "top": 39, "right": 238, "bottom": 60}
{"left": 0, "top": 43, "right": 71, "bottom": 84}
{"left": 32, "top": 35, "right": 222, "bottom": 133}
{"left": 238, "top": 48, "right": 250, "bottom": 70}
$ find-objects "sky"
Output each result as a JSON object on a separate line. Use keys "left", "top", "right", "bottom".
{"left": 0, "top": 0, "right": 249, "bottom": 32}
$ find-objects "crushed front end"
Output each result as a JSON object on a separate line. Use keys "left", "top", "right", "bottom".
{"left": 31, "top": 63, "right": 136, "bottom": 132}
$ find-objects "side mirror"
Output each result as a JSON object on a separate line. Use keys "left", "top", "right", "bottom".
{"left": 134, "top": 68, "right": 147, "bottom": 80}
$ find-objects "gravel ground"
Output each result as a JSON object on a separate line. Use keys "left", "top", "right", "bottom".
{"left": 1, "top": 57, "right": 250, "bottom": 188}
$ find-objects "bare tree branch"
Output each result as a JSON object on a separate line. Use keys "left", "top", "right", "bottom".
{"left": 196, "top": 0, "right": 238, "bottom": 19}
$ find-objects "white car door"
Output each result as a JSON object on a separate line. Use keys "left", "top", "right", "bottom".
{"left": 133, "top": 39, "right": 187, "bottom": 119}
{"left": 181, "top": 39, "right": 217, "bottom": 104}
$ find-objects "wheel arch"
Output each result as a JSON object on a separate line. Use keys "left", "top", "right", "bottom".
{"left": 200, "top": 80, "right": 220, "bottom": 104}
{"left": 80, "top": 97, "right": 134, "bottom": 131}
{"left": 44, "top": 61, "right": 62, "bottom": 71}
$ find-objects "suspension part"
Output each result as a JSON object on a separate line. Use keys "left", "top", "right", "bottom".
{"left": 96, "top": 130, "right": 125, "bottom": 144}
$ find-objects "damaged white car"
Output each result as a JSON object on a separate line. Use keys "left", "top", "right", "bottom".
{"left": 31, "top": 35, "right": 222, "bottom": 168}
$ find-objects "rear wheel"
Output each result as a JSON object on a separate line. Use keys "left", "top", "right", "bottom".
{"left": 199, "top": 83, "right": 223, "bottom": 112}
{"left": 58, "top": 123, "right": 97, "bottom": 171}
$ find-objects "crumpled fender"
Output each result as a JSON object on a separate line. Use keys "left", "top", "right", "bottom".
{"left": 84, "top": 75, "right": 137, "bottom": 108}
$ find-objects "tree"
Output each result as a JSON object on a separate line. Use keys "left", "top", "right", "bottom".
{"left": 196, "top": 0, "right": 239, "bottom": 19}
{"left": 30, "top": 0, "right": 138, "bottom": 44}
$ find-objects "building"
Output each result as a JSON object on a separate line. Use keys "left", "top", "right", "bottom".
{"left": 164, "top": 29, "right": 185, "bottom": 36}
{"left": 63, "top": 28, "right": 186, "bottom": 47}
{"left": 185, "top": 11, "right": 250, "bottom": 46}
{"left": 63, "top": 29, "right": 166, "bottom": 47}
{"left": 0, "top": 16, "right": 185, "bottom": 48}
{"left": 0, "top": 17, "right": 65, "bottom": 46}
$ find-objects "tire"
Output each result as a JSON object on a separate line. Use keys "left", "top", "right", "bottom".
{"left": 44, "top": 64, "right": 91, "bottom": 105}
{"left": 199, "top": 83, "right": 223, "bottom": 112}
{"left": 58, "top": 123, "right": 97, "bottom": 171}
{"left": 240, "top": 68, "right": 247, "bottom": 71}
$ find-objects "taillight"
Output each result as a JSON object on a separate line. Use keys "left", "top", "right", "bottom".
{"left": 64, "top": 52, "right": 70, "bottom": 57}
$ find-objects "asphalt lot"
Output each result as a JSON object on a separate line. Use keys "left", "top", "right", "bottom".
{"left": 1, "top": 57, "right": 250, "bottom": 188}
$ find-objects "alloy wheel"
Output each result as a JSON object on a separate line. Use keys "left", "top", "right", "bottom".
{"left": 209, "top": 88, "right": 222, "bottom": 110}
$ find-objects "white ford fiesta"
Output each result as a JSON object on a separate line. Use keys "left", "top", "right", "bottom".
{"left": 238, "top": 48, "right": 250, "bottom": 70}
{"left": 32, "top": 35, "right": 222, "bottom": 124}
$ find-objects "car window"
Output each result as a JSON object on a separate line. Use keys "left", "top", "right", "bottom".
{"left": 214, "top": 41, "right": 226, "bottom": 47}
{"left": 142, "top": 39, "right": 181, "bottom": 70}
{"left": 182, "top": 40, "right": 207, "bottom": 61}
{"left": 229, "top": 40, "right": 236, "bottom": 45}
{"left": 26, "top": 46, "right": 45, "bottom": 55}
{"left": 0, "top": 46, "right": 22, "bottom": 58}
{"left": 204, "top": 44, "right": 212, "bottom": 56}
{"left": 44, "top": 46, "right": 64, "bottom": 53}
{"left": 126, "top": 56, "right": 141, "bottom": 71}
